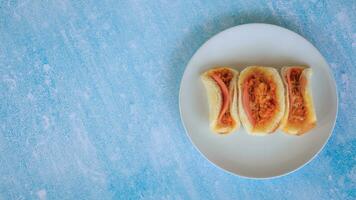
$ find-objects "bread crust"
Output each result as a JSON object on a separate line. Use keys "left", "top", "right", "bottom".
{"left": 238, "top": 66, "right": 285, "bottom": 135}
{"left": 201, "top": 67, "right": 240, "bottom": 134}
{"left": 279, "top": 66, "right": 317, "bottom": 135}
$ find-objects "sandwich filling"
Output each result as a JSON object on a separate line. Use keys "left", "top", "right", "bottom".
{"left": 210, "top": 69, "right": 235, "bottom": 126}
{"left": 286, "top": 68, "right": 307, "bottom": 123}
{"left": 242, "top": 71, "right": 277, "bottom": 126}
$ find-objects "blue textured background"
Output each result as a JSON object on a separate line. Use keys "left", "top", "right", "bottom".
{"left": 0, "top": 0, "right": 355, "bottom": 199}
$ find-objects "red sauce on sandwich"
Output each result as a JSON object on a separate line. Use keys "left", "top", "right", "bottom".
{"left": 210, "top": 69, "right": 235, "bottom": 126}
{"left": 286, "top": 68, "right": 307, "bottom": 123}
{"left": 242, "top": 71, "right": 277, "bottom": 126}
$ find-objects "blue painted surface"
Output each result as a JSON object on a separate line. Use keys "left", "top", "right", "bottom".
{"left": 0, "top": 0, "right": 355, "bottom": 199}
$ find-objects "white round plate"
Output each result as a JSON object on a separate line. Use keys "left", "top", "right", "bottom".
{"left": 179, "top": 23, "right": 338, "bottom": 178}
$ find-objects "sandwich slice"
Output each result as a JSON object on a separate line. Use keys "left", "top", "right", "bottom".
{"left": 201, "top": 67, "right": 240, "bottom": 134}
{"left": 238, "top": 66, "right": 285, "bottom": 135}
{"left": 279, "top": 66, "right": 317, "bottom": 135}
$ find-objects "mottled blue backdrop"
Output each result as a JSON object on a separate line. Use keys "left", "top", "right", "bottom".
{"left": 0, "top": 0, "right": 355, "bottom": 199}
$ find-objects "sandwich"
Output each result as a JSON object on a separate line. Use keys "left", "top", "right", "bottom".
{"left": 279, "top": 66, "right": 317, "bottom": 135}
{"left": 201, "top": 67, "right": 240, "bottom": 134}
{"left": 238, "top": 66, "right": 285, "bottom": 135}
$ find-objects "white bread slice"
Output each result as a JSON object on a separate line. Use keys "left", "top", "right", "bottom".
{"left": 279, "top": 66, "right": 317, "bottom": 135}
{"left": 201, "top": 67, "right": 240, "bottom": 134}
{"left": 238, "top": 66, "right": 285, "bottom": 135}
